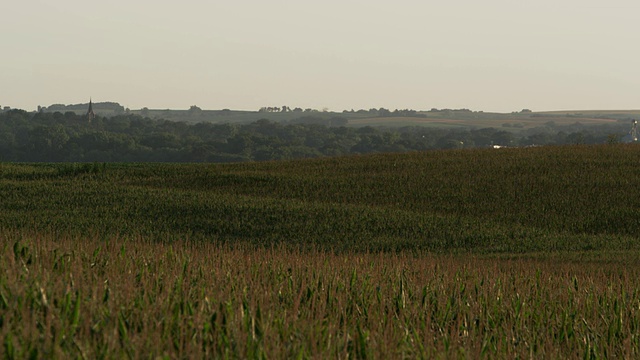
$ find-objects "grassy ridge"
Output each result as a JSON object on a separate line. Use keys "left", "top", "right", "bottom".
{"left": 2, "top": 144, "right": 640, "bottom": 253}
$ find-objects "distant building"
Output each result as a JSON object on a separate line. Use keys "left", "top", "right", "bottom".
{"left": 87, "top": 98, "right": 95, "bottom": 122}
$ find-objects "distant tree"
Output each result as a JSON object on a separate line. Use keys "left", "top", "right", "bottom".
{"left": 28, "top": 124, "right": 70, "bottom": 160}
{"left": 0, "top": 130, "right": 16, "bottom": 157}
{"left": 226, "top": 135, "right": 253, "bottom": 156}
{"left": 524, "top": 133, "right": 552, "bottom": 146}
{"left": 141, "top": 132, "right": 181, "bottom": 149}
{"left": 378, "top": 108, "right": 391, "bottom": 117}
{"left": 491, "top": 131, "right": 515, "bottom": 146}
{"left": 567, "top": 132, "right": 585, "bottom": 145}
{"left": 436, "top": 138, "right": 464, "bottom": 149}
{"left": 263, "top": 107, "right": 282, "bottom": 112}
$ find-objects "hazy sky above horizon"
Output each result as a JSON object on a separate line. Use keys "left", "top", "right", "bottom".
{"left": 2, "top": 0, "right": 639, "bottom": 112}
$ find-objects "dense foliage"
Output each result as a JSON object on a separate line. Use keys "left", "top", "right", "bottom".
{"left": 0, "top": 109, "right": 631, "bottom": 162}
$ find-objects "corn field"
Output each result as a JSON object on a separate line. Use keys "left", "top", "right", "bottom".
{"left": 3, "top": 234, "right": 640, "bottom": 358}
{"left": 2, "top": 144, "right": 640, "bottom": 357}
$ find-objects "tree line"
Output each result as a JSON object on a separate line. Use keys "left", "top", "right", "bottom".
{"left": 0, "top": 109, "right": 632, "bottom": 162}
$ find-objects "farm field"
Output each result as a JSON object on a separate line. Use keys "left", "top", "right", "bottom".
{"left": 348, "top": 113, "right": 624, "bottom": 130}
{"left": 135, "top": 108, "right": 640, "bottom": 129}
{"left": 2, "top": 144, "right": 640, "bottom": 358}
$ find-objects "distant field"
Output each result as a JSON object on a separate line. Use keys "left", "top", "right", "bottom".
{"left": 348, "top": 116, "right": 470, "bottom": 128}
{"left": 136, "top": 109, "right": 636, "bottom": 129}
{"left": 130, "top": 109, "right": 639, "bottom": 128}
{"left": 349, "top": 114, "right": 623, "bottom": 129}
{"left": 540, "top": 109, "right": 640, "bottom": 116}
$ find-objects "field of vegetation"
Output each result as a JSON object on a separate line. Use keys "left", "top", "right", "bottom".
{"left": 2, "top": 144, "right": 640, "bottom": 358}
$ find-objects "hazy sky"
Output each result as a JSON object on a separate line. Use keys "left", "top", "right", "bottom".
{"left": 2, "top": 0, "right": 639, "bottom": 112}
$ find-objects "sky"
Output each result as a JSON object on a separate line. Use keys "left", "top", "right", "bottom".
{"left": 2, "top": 0, "right": 639, "bottom": 113}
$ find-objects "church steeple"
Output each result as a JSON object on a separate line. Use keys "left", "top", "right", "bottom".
{"left": 87, "top": 98, "right": 95, "bottom": 122}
